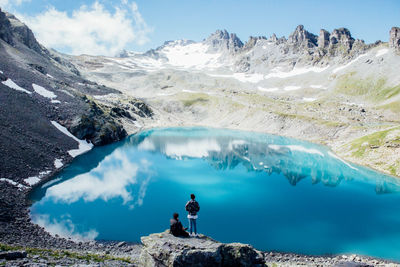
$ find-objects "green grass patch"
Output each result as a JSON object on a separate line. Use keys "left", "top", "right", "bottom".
{"left": 349, "top": 127, "right": 400, "bottom": 157}
{"left": 180, "top": 93, "right": 210, "bottom": 107}
{"left": 182, "top": 97, "right": 209, "bottom": 107}
{"left": 335, "top": 73, "right": 400, "bottom": 102}
{"left": 0, "top": 243, "right": 134, "bottom": 264}
{"left": 377, "top": 101, "right": 400, "bottom": 113}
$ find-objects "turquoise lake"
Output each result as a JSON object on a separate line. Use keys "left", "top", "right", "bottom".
{"left": 30, "top": 127, "right": 400, "bottom": 261}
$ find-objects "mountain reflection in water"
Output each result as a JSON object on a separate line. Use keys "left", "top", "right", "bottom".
{"left": 129, "top": 128, "right": 400, "bottom": 193}
{"left": 29, "top": 127, "right": 400, "bottom": 261}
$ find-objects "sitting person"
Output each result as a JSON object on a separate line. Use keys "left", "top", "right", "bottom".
{"left": 170, "top": 212, "right": 189, "bottom": 237}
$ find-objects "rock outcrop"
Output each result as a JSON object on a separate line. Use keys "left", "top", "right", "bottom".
{"left": 205, "top": 29, "right": 244, "bottom": 52}
{"left": 390, "top": 27, "right": 400, "bottom": 51}
{"left": 288, "top": 25, "right": 318, "bottom": 49}
{"left": 138, "top": 230, "right": 265, "bottom": 267}
{"left": 318, "top": 29, "right": 330, "bottom": 49}
{"left": 329, "top": 28, "right": 354, "bottom": 51}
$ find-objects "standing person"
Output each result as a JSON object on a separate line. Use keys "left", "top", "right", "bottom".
{"left": 170, "top": 213, "right": 189, "bottom": 237}
{"left": 185, "top": 193, "right": 200, "bottom": 237}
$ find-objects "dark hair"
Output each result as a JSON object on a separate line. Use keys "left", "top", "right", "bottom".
{"left": 191, "top": 194, "right": 195, "bottom": 200}
{"left": 173, "top": 213, "right": 179, "bottom": 219}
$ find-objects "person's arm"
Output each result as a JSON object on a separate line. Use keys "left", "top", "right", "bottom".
{"left": 185, "top": 201, "right": 189, "bottom": 211}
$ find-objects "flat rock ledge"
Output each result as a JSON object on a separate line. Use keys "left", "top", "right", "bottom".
{"left": 139, "top": 230, "right": 264, "bottom": 267}
{"left": 138, "top": 230, "right": 400, "bottom": 267}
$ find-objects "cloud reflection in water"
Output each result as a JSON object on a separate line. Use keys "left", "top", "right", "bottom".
{"left": 33, "top": 214, "right": 98, "bottom": 241}
{"left": 46, "top": 150, "right": 152, "bottom": 207}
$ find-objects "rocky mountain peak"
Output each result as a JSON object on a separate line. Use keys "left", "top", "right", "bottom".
{"left": 330, "top": 27, "right": 354, "bottom": 50}
{"left": 269, "top": 33, "right": 278, "bottom": 42}
{"left": 288, "top": 25, "right": 318, "bottom": 48}
{"left": 389, "top": 27, "right": 400, "bottom": 51}
{"left": 0, "top": 9, "right": 46, "bottom": 56}
{"left": 205, "top": 29, "right": 243, "bottom": 52}
{"left": 243, "top": 36, "right": 267, "bottom": 50}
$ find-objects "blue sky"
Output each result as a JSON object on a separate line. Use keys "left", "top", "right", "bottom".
{"left": 2, "top": 0, "right": 399, "bottom": 55}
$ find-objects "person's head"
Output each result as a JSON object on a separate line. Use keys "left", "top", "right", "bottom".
{"left": 191, "top": 194, "right": 195, "bottom": 200}
{"left": 173, "top": 212, "right": 179, "bottom": 220}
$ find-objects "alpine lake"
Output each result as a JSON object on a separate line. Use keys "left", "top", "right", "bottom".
{"left": 29, "top": 127, "right": 400, "bottom": 262}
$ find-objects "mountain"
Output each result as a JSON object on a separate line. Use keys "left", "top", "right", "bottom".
{"left": 69, "top": 25, "right": 400, "bottom": 178}
{"left": 1, "top": 7, "right": 400, "bottom": 264}
{"left": 0, "top": 8, "right": 151, "bottom": 184}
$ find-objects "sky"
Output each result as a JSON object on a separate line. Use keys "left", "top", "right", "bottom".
{"left": 1, "top": 0, "right": 399, "bottom": 56}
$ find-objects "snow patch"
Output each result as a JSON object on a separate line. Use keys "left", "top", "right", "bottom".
{"left": 46, "top": 74, "right": 54, "bottom": 79}
{"left": 51, "top": 121, "right": 93, "bottom": 157}
{"left": 284, "top": 86, "right": 301, "bottom": 91}
{"left": 328, "top": 152, "right": 358, "bottom": 170}
{"left": 54, "top": 159, "right": 63, "bottom": 169}
{"left": 32, "top": 84, "right": 57, "bottom": 99}
{"left": 375, "top": 48, "right": 389, "bottom": 57}
{"left": 264, "top": 66, "right": 328, "bottom": 79}
{"left": 332, "top": 54, "right": 367, "bottom": 74}
{"left": 182, "top": 89, "right": 197, "bottom": 93}
{"left": 24, "top": 171, "right": 51, "bottom": 186}
{"left": 310, "top": 85, "right": 327, "bottom": 89}
{"left": 162, "top": 43, "right": 222, "bottom": 70}
{"left": 0, "top": 178, "right": 28, "bottom": 190}
{"left": 258, "top": 86, "right": 279, "bottom": 92}
{"left": 303, "top": 97, "right": 316, "bottom": 102}
{"left": 51, "top": 100, "right": 61, "bottom": 104}
{"left": 2, "top": 79, "right": 32, "bottom": 94}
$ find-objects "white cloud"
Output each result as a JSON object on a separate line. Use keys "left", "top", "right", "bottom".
{"left": 0, "top": 0, "right": 30, "bottom": 9}
{"left": 17, "top": 1, "right": 152, "bottom": 56}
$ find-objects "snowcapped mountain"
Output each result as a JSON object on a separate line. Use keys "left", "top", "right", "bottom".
{"left": 67, "top": 25, "right": 400, "bottom": 178}
{"left": 70, "top": 25, "right": 400, "bottom": 98}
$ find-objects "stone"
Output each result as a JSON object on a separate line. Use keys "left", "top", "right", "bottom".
{"left": 138, "top": 230, "right": 265, "bottom": 267}
{"left": 389, "top": 27, "right": 400, "bottom": 50}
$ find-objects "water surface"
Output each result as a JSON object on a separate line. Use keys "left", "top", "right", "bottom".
{"left": 30, "top": 127, "right": 400, "bottom": 261}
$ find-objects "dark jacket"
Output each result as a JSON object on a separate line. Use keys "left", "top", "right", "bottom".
{"left": 185, "top": 199, "right": 200, "bottom": 216}
{"left": 170, "top": 218, "right": 188, "bottom": 237}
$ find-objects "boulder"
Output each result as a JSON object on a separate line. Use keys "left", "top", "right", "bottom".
{"left": 0, "top": 251, "right": 27, "bottom": 260}
{"left": 389, "top": 27, "right": 400, "bottom": 51}
{"left": 138, "top": 230, "right": 265, "bottom": 267}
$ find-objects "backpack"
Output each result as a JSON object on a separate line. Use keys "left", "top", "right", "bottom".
{"left": 170, "top": 220, "right": 181, "bottom": 236}
{"left": 186, "top": 200, "right": 200, "bottom": 215}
